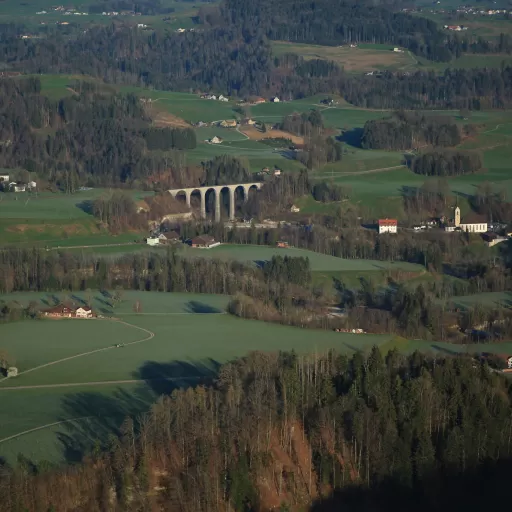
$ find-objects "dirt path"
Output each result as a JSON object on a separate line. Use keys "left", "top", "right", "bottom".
{"left": 314, "top": 164, "right": 406, "bottom": 178}
{"left": 0, "top": 319, "right": 155, "bottom": 385}
{"left": 48, "top": 242, "right": 136, "bottom": 251}
{"left": 0, "top": 376, "right": 201, "bottom": 391}
{"left": 0, "top": 417, "right": 94, "bottom": 444}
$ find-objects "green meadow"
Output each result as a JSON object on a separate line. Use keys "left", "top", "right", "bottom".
{"left": 1, "top": 290, "right": 511, "bottom": 464}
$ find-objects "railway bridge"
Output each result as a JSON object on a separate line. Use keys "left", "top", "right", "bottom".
{"left": 168, "top": 182, "right": 263, "bottom": 221}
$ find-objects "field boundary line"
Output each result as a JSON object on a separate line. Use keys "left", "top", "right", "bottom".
{"left": 0, "top": 376, "right": 202, "bottom": 391}
{"left": 0, "top": 417, "right": 94, "bottom": 444}
{"left": 0, "top": 319, "right": 155, "bottom": 384}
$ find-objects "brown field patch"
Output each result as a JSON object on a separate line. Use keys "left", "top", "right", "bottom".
{"left": 240, "top": 126, "right": 304, "bottom": 145}
{"left": 272, "top": 41, "right": 414, "bottom": 72}
{"left": 149, "top": 107, "right": 190, "bottom": 129}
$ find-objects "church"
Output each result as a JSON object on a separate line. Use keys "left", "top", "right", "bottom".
{"left": 444, "top": 207, "right": 487, "bottom": 233}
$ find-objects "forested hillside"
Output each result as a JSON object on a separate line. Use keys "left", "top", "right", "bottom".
{"left": 1, "top": 350, "right": 511, "bottom": 511}
{"left": 0, "top": 78, "right": 196, "bottom": 188}
{"left": 0, "top": 2, "right": 511, "bottom": 107}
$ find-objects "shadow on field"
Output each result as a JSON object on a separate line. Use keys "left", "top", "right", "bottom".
{"left": 135, "top": 358, "right": 221, "bottom": 396}
{"left": 56, "top": 360, "right": 221, "bottom": 464}
{"left": 76, "top": 200, "right": 94, "bottom": 215}
{"left": 185, "top": 300, "right": 223, "bottom": 314}
{"left": 337, "top": 127, "right": 363, "bottom": 148}
{"left": 57, "top": 385, "right": 155, "bottom": 464}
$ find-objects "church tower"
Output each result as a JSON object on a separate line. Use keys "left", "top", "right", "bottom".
{"left": 454, "top": 206, "right": 461, "bottom": 227}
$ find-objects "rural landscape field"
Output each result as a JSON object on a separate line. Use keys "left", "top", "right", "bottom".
{"left": 1, "top": 0, "right": 512, "bottom": 509}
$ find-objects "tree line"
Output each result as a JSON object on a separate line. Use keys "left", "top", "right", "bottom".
{"left": 1, "top": 349, "right": 512, "bottom": 511}
{"left": 361, "top": 112, "right": 462, "bottom": 150}
{"left": 408, "top": 150, "right": 484, "bottom": 176}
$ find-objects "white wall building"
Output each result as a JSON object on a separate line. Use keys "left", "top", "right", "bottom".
{"left": 378, "top": 219, "right": 398, "bottom": 234}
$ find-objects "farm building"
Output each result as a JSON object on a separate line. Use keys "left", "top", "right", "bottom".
{"left": 161, "top": 231, "right": 180, "bottom": 243}
{"left": 277, "top": 240, "right": 290, "bottom": 248}
{"left": 42, "top": 305, "right": 76, "bottom": 318}
{"left": 146, "top": 236, "right": 161, "bottom": 246}
{"left": 10, "top": 182, "right": 27, "bottom": 192}
{"left": 0, "top": 174, "right": 9, "bottom": 182}
{"left": 378, "top": 219, "right": 398, "bottom": 234}
{"left": 210, "top": 136, "right": 223, "bottom": 144}
{"left": 7, "top": 367, "right": 18, "bottom": 378}
{"left": 75, "top": 307, "right": 93, "bottom": 318}
{"left": 252, "top": 97, "right": 266, "bottom": 104}
{"left": 190, "top": 235, "right": 220, "bottom": 249}
{"left": 290, "top": 204, "right": 300, "bottom": 213}
{"left": 219, "top": 120, "right": 237, "bottom": 128}
{"left": 271, "top": 96, "right": 280, "bottom": 102}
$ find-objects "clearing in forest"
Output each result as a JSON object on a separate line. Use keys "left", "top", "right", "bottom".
{"left": 271, "top": 41, "right": 415, "bottom": 72}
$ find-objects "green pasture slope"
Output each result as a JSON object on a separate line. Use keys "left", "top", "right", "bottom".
{"left": 0, "top": 291, "right": 392, "bottom": 464}
{"left": 0, "top": 188, "right": 149, "bottom": 246}
{"left": 181, "top": 244, "right": 424, "bottom": 272}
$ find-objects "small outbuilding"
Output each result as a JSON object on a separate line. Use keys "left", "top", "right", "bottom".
{"left": 7, "top": 367, "right": 18, "bottom": 378}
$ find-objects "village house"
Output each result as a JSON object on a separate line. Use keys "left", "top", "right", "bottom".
{"left": 290, "top": 204, "right": 301, "bottom": 213}
{"left": 444, "top": 207, "right": 487, "bottom": 233}
{"left": 271, "top": 96, "right": 280, "bottom": 102}
{"left": 277, "top": 240, "right": 290, "bottom": 248}
{"left": 190, "top": 234, "right": 220, "bottom": 249}
{"left": 481, "top": 232, "right": 508, "bottom": 248}
{"left": 252, "top": 97, "right": 266, "bottom": 104}
{"left": 162, "top": 230, "right": 180, "bottom": 243}
{"left": 75, "top": 307, "right": 93, "bottom": 318}
{"left": 273, "top": 169, "right": 282, "bottom": 176}
{"left": 378, "top": 218, "right": 398, "bottom": 234}
{"left": 209, "top": 136, "right": 223, "bottom": 144}
{"left": 219, "top": 119, "right": 237, "bottom": 128}
{"left": 10, "top": 182, "right": 26, "bottom": 192}
{"left": 0, "top": 174, "right": 9, "bottom": 182}
{"left": 393, "top": 47, "right": 404, "bottom": 52}
{"left": 42, "top": 305, "right": 76, "bottom": 318}
{"left": 218, "top": 95, "right": 229, "bottom": 102}
{"left": 146, "top": 236, "right": 161, "bottom": 246}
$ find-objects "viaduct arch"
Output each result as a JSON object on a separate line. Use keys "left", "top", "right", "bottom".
{"left": 168, "top": 182, "right": 263, "bottom": 221}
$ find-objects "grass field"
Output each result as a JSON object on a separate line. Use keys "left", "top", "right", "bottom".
{"left": 179, "top": 244, "right": 426, "bottom": 272}
{"left": 0, "top": 291, "right": 393, "bottom": 464}
{"left": 0, "top": 188, "right": 150, "bottom": 246}
{"left": 1, "top": 290, "right": 512, "bottom": 464}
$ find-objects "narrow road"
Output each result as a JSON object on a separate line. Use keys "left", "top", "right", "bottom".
{"left": 0, "top": 319, "right": 155, "bottom": 385}
{"left": 0, "top": 376, "right": 201, "bottom": 391}
{"left": 314, "top": 164, "right": 406, "bottom": 178}
{"left": 0, "top": 417, "right": 94, "bottom": 444}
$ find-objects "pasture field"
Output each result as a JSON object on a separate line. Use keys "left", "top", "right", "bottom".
{"left": 179, "top": 244, "right": 426, "bottom": 272}
{"left": 271, "top": 41, "right": 416, "bottom": 73}
{"left": 0, "top": 291, "right": 393, "bottom": 464}
{"left": 0, "top": 188, "right": 150, "bottom": 246}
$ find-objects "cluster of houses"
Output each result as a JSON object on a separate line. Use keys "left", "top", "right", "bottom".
{"left": 258, "top": 167, "right": 282, "bottom": 177}
{"left": 42, "top": 305, "right": 94, "bottom": 319}
{"left": 0, "top": 174, "right": 37, "bottom": 192}
{"left": 146, "top": 230, "right": 180, "bottom": 246}
{"left": 444, "top": 25, "right": 469, "bottom": 31}
{"left": 145, "top": 231, "right": 220, "bottom": 249}
{"left": 201, "top": 94, "right": 229, "bottom": 102}
{"left": 379, "top": 207, "right": 510, "bottom": 246}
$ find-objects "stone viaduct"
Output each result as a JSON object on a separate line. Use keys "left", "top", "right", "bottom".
{"left": 168, "top": 182, "right": 263, "bottom": 221}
